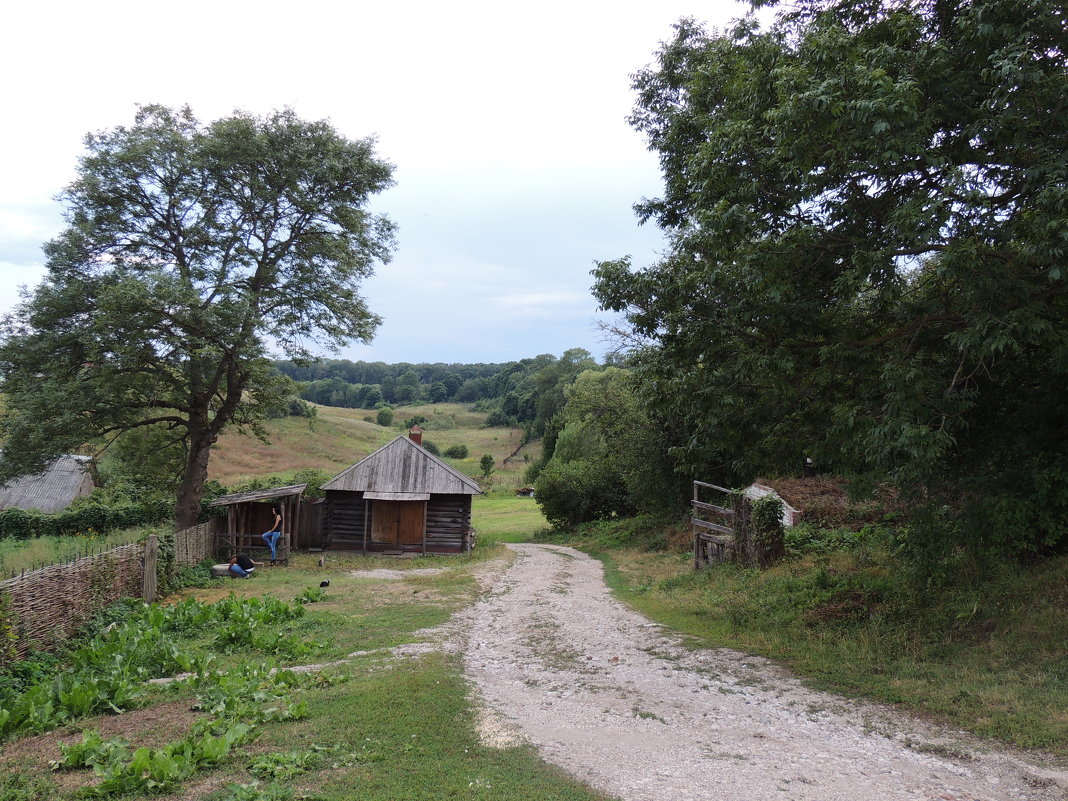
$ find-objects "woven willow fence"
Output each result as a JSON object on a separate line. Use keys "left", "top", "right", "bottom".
{"left": 0, "top": 520, "right": 221, "bottom": 662}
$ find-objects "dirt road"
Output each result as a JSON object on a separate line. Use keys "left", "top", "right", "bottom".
{"left": 459, "top": 544, "right": 1067, "bottom": 801}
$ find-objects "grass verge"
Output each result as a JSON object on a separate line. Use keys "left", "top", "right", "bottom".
{"left": 546, "top": 518, "right": 1068, "bottom": 758}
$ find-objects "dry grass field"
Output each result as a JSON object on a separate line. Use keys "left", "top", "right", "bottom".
{"left": 209, "top": 402, "right": 538, "bottom": 489}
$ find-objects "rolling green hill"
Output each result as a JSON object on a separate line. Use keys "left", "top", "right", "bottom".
{"left": 209, "top": 402, "right": 538, "bottom": 489}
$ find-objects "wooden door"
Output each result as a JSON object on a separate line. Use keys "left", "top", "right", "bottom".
{"left": 371, "top": 501, "right": 426, "bottom": 546}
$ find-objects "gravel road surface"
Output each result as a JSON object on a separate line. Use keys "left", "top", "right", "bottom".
{"left": 459, "top": 543, "right": 1067, "bottom": 801}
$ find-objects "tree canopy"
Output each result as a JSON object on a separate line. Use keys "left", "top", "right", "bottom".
{"left": 593, "top": 0, "right": 1068, "bottom": 560}
{"left": 0, "top": 105, "right": 396, "bottom": 527}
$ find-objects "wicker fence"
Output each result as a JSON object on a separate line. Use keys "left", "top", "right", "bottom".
{"left": 0, "top": 519, "right": 223, "bottom": 663}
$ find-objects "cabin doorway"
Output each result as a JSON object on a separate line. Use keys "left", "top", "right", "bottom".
{"left": 370, "top": 500, "right": 426, "bottom": 547}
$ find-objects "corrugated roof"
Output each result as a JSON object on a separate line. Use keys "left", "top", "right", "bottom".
{"left": 323, "top": 436, "right": 482, "bottom": 495}
{"left": 209, "top": 483, "right": 308, "bottom": 507}
{"left": 0, "top": 455, "right": 95, "bottom": 514}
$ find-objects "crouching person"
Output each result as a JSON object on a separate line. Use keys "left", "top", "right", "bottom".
{"left": 228, "top": 553, "right": 256, "bottom": 579}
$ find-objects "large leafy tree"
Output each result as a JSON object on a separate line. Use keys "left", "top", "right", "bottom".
{"left": 594, "top": 0, "right": 1068, "bottom": 557}
{"left": 0, "top": 105, "right": 396, "bottom": 528}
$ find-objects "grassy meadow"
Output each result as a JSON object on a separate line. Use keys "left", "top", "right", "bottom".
{"left": 209, "top": 402, "right": 536, "bottom": 491}
{"left": 0, "top": 525, "right": 167, "bottom": 579}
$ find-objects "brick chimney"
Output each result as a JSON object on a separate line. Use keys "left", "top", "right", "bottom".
{"left": 408, "top": 425, "right": 423, "bottom": 446}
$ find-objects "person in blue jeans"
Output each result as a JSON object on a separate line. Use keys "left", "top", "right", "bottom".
{"left": 262, "top": 504, "right": 283, "bottom": 564}
{"left": 228, "top": 553, "right": 256, "bottom": 578}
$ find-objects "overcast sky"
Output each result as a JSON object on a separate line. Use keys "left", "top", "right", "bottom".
{"left": 1, "top": 0, "right": 751, "bottom": 365}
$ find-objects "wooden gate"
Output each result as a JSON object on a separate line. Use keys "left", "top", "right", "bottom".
{"left": 692, "top": 481, "right": 736, "bottom": 568}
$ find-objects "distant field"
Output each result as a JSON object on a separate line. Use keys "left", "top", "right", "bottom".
{"left": 210, "top": 402, "right": 539, "bottom": 488}
{"left": 472, "top": 494, "right": 547, "bottom": 543}
{"left": 0, "top": 526, "right": 161, "bottom": 579}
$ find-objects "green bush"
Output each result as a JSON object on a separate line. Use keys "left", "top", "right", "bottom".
{"left": 0, "top": 496, "right": 172, "bottom": 541}
{"left": 533, "top": 458, "right": 633, "bottom": 529}
{"left": 443, "top": 444, "right": 469, "bottom": 459}
{"left": 422, "top": 440, "right": 441, "bottom": 457}
{"left": 375, "top": 407, "right": 393, "bottom": 427}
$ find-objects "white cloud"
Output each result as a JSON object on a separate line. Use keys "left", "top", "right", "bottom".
{"left": 2, "top": 0, "right": 746, "bottom": 363}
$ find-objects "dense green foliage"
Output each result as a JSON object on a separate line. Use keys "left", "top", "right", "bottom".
{"left": 533, "top": 368, "right": 688, "bottom": 527}
{"left": 0, "top": 105, "right": 395, "bottom": 529}
{"left": 283, "top": 359, "right": 510, "bottom": 408}
{"left": 285, "top": 350, "right": 601, "bottom": 443}
{"left": 0, "top": 593, "right": 314, "bottom": 741}
{"left": 593, "top": 0, "right": 1068, "bottom": 565}
{"left": 0, "top": 494, "right": 171, "bottom": 541}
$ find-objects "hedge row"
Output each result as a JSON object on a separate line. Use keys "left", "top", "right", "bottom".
{"left": 0, "top": 499, "right": 173, "bottom": 541}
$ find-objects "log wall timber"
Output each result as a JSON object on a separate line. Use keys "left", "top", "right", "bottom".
{"left": 324, "top": 492, "right": 368, "bottom": 549}
{"left": 323, "top": 491, "right": 472, "bottom": 553}
{"left": 425, "top": 494, "right": 471, "bottom": 551}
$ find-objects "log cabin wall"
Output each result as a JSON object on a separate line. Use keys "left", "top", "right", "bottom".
{"left": 324, "top": 491, "right": 368, "bottom": 550}
{"left": 425, "top": 494, "right": 471, "bottom": 552}
{"left": 323, "top": 491, "right": 472, "bottom": 553}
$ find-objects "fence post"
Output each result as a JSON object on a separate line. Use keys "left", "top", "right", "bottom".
{"left": 732, "top": 493, "right": 753, "bottom": 566}
{"left": 143, "top": 535, "right": 159, "bottom": 602}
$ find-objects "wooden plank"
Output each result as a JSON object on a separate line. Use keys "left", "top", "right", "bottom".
{"left": 691, "top": 500, "right": 734, "bottom": 516}
{"left": 697, "top": 532, "right": 734, "bottom": 546}
{"left": 693, "top": 480, "right": 732, "bottom": 493}
{"left": 691, "top": 518, "right": 734, "bottom": 536}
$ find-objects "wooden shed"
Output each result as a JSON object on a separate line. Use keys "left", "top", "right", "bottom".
{"left": 208, "top": 483, "right": 307, "bottom": 563}
{"left": 320, "top": 435, "right": 481, "bottom": 554}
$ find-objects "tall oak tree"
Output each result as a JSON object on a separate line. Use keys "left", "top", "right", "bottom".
{"left": 0, "top": 105, "right": 396, "bottom": 528}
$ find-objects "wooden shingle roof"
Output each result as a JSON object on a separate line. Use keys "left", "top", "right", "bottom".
{"left": 0, "top": 455, "right": 95, "bottom": 514}
{"left": 323, "top": 436, "right": 482, "bottom": 496}
{"left": 209, "top": 484, "right": 307, "bottom": 507}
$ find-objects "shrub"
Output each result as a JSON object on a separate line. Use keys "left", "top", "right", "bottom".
{"left": 0, "top": 496, "right": 172, "bottom": 541}
{"left": 443, "top": 444, "right": 468, "bottom": 459}
{"left": 533, "top": 458, "right": 633, "bottom": 529}
{"left": 375, "top": 407, "right": 394, "bottom": 427}
{"left": 484, "top": 409, "right": 513, "bottom": 427}
{"left": 422, "top": 440, "right": 441, "bottom": 457}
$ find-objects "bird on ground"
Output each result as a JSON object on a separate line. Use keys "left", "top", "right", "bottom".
{"left": 320, "top": 580, "right": 330, "bottom": 588}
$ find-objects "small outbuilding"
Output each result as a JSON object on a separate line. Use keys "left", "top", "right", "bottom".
{"left": 209, "top": 483, "right": 307, "bottom": 563}
{"left": 320, "top": 433, "right": 481, "bottom": 554}
{"left": 0, "top": 455, "right": 95, "bottom": 514}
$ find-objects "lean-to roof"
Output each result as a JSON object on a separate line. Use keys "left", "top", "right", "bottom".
{"left": 209, "top": 484, "right": 308, "bottom": 507}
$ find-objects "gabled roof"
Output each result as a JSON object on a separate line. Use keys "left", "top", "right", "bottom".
{"left": 209, "top": 484, "right": 307, "bottom": 507}
{"left": 323, "top": 436, "right": 482, "bottom": 496}
{"left": 0, "top": 455, "right": 95, "bottom": 514}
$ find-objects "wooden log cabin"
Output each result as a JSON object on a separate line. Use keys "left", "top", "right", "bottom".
{"left": 320, "top": 431, "right": 481, "bottom": 554}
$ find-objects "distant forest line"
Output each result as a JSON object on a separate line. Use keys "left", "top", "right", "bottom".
{"left": 274, "top": 349, "right": 608, "bottom": 438}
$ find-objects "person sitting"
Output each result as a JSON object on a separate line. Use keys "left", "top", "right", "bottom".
{"left": 228, "top": 553, "right": 256, "bottom": 578}
{"left": 261, "top": 504, "right": 283, "bottom": 565}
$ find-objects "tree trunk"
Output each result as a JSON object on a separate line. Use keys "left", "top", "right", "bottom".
{"left": 174, "top": 425, "right": 215, "bottom": 531}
